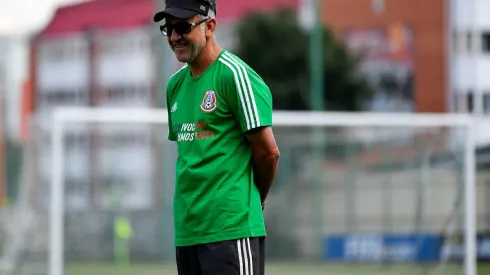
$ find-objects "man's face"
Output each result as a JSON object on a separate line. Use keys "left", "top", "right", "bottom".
{"left": 166, "top": 15, "right": 208, "bottom": 63}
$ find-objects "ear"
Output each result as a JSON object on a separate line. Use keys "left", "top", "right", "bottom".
{"left": 205, "top": 18, "right": 216, "bottom": 38}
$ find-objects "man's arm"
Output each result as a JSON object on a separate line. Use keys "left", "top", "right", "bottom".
{"left": 219, "top": 55, "right": 278, "bottom": 202}
{"left": 246, "top": 126, "right": 280, "bottom": 204}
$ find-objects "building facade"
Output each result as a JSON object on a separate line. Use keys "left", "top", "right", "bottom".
{"left": 323, "top": 0, "right": 447, "bottom": 113}
{"left": 322, "top": 0, "right": 490, "bottom": 145}
{"left": 29, "top": 0, "right": 299, "bottom": 211}
{"left": 450, "top": 0, "right": 490, "bottom": 114}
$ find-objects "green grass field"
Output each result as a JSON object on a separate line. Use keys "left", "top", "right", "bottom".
{"left": 16, "top": 262, "right": 489, "bottom": 275}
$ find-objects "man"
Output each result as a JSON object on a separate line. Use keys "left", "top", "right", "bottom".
{"left": 153, "top": 0, "right": 280, "bottom": 275}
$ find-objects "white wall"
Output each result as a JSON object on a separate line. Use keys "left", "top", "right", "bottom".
{"left": 454, "top": 0, "right": 490, "bottom": 29}
{"left": 451, "top": 0, "right": 490, "bottom": 102}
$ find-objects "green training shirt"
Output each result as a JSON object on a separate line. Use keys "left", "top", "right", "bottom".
{"left": 166, "top": 50, "right": 273, "bottom": 246}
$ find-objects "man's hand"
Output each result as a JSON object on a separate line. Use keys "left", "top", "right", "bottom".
{"left": 245, "top": 126, "right": 280, "bottom": 204}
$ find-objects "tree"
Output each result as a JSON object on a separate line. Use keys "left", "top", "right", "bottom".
{"left": 234, "top": 8, "right": 373, "bottom": 111}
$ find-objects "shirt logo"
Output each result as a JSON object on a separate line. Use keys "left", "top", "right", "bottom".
{"left": 200, "top": 90, "right": 217, "bottom": 112}
{"left": 171, "top": 102, "right": 177, "bottom": 112}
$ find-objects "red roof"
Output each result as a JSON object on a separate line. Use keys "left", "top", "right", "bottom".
{"left": 40, "top": 0, "right": 299, "bottom": 37}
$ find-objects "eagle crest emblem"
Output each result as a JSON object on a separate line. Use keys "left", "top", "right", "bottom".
{"left": 200, "top": 90, "right": 217, "bottom": 112}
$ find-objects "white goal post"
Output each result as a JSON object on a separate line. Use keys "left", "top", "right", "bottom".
{"left": 50, "top": 107, "right": 478, "bottom": 275}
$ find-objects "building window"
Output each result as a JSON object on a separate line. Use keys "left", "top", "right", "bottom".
{"left": 453, "top": 93, "right": 464, "bottom": 113}
{"left": 100, "top": 38, "right": 115, "bottom": 55}
{"left": 45, "top": 45, "right": 65, "bottom": 62}
{"left": 465, "top": 31, "right": 472, "bottom": 52}
{"left": 466, "top": 92, "right": 474, "bottom": 113}
{"left": 452, "top": 30, "right": 474, "bottom": 53}
{"left": 484, "top": 93, "right": 490, "bottom": 114}
{"left": 453, "top": 91, "right": 476, "bottom": 113}
{"left": 72, "top": 42, "right": 86, "bottom": 60}
{"left": 104, "top": 87, "right": 123, "bottom": 100}
{"left": 451, "top": 92, "right": 458, "bottom": 112}
{"left": 41, "top": 90, "right": 87, "bottom": 106}
{"left": 371, "top": 0, "right": 384, "bottom": 15}
{"left": 452, "top": 30, "right": 458, "bottom": 53}
{"left": 100, "top": 34, "right": 147, "bottom": 56}
{"left": 482, "top": 32, "right": 490, "bottom": 53}
{"left": 40, "top": 40, "right": 83, "bottom": 62}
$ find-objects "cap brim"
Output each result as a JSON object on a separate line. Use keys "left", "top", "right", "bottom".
{"left": 153, "top": 8, "right": 197, "bottom": 22}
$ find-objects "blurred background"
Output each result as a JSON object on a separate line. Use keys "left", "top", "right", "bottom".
{"left": 1, "top": 0, "right": 490, "bottom": 274}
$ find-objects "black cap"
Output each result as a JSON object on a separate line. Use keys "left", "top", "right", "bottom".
{"left": 153, "top": 0, "right": 210, "bottom": 23}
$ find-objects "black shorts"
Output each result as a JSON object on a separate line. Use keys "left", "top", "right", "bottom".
{"left": 176, "top": 236, "right": 265, "bottom": 275}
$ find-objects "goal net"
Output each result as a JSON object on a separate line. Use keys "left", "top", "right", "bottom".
{"left": 13, "top": 107, "right": 481, "bottom": 275}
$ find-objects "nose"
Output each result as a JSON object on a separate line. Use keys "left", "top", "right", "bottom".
{"left": 169, "top": 29, "right": 182, "bottom": 41}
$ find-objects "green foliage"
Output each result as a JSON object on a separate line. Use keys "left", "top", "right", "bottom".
{"left": 234, "top": 8, "right": 373, "bottom": 111}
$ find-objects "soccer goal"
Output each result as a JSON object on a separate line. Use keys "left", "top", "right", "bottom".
{"left": 44, "top": 107, "right": 480, "bottom": 275}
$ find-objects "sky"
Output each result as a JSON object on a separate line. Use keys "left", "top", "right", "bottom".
{"left": 0, "top": 0, "right": 87, "bottom": 36}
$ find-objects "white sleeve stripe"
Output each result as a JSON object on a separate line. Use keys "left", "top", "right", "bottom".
{"left": 221, "top": 53, "right": 258, "bottom": 129}
{"left": 219, "top": 57, "right": 251, "bottom": 130}
{"left": 223, "top": 52, "right": 261, "bottom": 128}
{"left": 221, "top": 54, "right": 253, "bottom": 124}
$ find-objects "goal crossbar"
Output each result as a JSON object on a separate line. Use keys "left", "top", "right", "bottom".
{"left": 53, "top": 107, "right": 473, "bottom": 126}
{"left": 49, "top": 107, "right": 478, "bottom": 275}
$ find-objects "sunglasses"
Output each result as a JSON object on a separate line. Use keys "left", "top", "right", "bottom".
{"left": 160, "top": 17, "right": 210, "bottom": 36}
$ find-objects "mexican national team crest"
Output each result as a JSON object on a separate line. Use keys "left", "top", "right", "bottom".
{"left": 200, "top": 90, "right": 217, "bottom": 112}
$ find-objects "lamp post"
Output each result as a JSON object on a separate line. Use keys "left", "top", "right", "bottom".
{"left": 0, "top": 65, "right": 5, "bottom": 205}
{"left": 299, "top": 0, "right": 325, "bottom": 110}
{"left": 300, "top": 0, "right": 325, "bottom": 257}
{"left": 309, "top": 0, "right": 324, "bottom": 111}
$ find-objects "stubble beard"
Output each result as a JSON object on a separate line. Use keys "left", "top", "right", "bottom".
{"left": 172, "top": 38, "right": 206, "bottom": 64}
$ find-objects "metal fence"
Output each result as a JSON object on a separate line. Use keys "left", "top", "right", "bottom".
{"left": 4, "top": 121, "right": 490, "bottom": 268}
